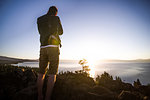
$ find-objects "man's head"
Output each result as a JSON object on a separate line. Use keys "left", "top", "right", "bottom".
{"left": 47, "top": 6, "right": 58, "bottom": 16}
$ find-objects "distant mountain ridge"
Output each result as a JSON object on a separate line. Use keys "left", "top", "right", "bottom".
{"left": 101, "top": 59, "right": 150, "bottom": 63}
{"left": 0, "top": 56, "right": 150, "bottom": 64}
{"left": 0, "top": 56, "right": 38, "bottom": 64}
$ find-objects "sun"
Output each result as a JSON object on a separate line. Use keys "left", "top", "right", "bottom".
{"left": 86, "top": 57, "right": 96, "bottom": 78}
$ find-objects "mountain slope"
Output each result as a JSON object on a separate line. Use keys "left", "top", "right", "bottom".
{"left": 0, "top": 56, "right": 37, "bottom": 64}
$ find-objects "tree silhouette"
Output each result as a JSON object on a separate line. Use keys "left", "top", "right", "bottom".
{"left": 79, "top": 59, "right": 91, "bottom": 75}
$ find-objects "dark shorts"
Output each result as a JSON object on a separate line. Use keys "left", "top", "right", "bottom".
{"left": 39, "top": 47, "right": 59, "bottom": 75}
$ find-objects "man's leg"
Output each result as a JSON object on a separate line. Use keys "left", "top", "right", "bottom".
{"left": 45, "top": 74, "right": 56, "bottom": 100}
{"left": 37, "top": 73, "right": 45, "bottom": 100}
{"left": 38, "top": 48, "right": 48, "bottom": 100}
{"left": 45, "top": 47, "right": 59, "bottom": 100}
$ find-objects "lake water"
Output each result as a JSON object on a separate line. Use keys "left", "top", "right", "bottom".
{"left": 12, "top": 60, "right": 150, "bottom": 85}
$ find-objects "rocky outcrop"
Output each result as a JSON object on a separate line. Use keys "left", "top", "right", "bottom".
{"left": 0, "top": 64, "right": 150, "bottom": 100}
{"left": 13, "top": 85, "right": 37, "bottom": 100}
{"left": 0, "top": 64, "right": 37, "bottom": 100}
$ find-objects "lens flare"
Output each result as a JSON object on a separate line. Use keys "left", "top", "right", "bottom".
{"left": 86, "top": 58, "right": 96, "bottom": 78}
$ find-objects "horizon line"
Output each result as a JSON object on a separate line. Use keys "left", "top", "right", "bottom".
{"left": 0, "top": 55, "right": 150, "bottom": 61}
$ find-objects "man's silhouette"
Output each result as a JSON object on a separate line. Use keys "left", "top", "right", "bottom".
{"left": 37, "top": 6, "right": 63, "bottom": 100}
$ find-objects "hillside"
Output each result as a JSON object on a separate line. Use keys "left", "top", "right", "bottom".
{"left": 0, "top": 64, "right": 150, "bottom": 100}
{"left": 0, "top": 56, "right": 37, "bottom": 64}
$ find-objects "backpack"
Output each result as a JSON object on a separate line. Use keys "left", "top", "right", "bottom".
{"left": 37, "top": 15, "right": 62, "bottom": 47}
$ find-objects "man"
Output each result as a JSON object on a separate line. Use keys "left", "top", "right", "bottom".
{"left": 37, "top": 6, "right": 63, "bottom": 100}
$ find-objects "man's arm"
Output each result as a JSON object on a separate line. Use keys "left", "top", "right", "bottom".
{"left": 37, "top": 17, "right": 42, "bottom": 35}
{"left": 57, "top": 17, "right": 63, "bottom": 35}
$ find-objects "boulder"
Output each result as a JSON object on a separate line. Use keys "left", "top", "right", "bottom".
{"left": 118, "top": 90, "right": 141, "bottom": 100}
{"left": 13, "top": 85, "right": 37, "bottom": 100}
{"left": 14, "top": 68, "right": 24, "bottom": 79}
{"left": 90, "top": 85, "right": 117, "bottom": 100}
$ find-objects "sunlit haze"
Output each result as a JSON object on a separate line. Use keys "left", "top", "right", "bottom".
{"left": 0, "top": 0, "right": 150, "bottom": 60}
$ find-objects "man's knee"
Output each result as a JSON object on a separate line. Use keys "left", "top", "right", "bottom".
{"left": 38, "top": 73, "right": 45, "bottom": 80}
{"left": 48, "top": 74, "right": 56, "bottom": 83}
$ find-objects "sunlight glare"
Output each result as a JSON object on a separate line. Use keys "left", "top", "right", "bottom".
{"left": 86, "top": 58, "right": 96, "bottom": 78}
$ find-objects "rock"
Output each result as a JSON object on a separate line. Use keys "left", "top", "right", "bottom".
{"left": 24, "top": 69, "right": 37, "bottom": 81}
{"left": 77, "top": 83, "right": 91, "bottom": 92}
{"left": 92, "top": 85, "right": 114, "bottom": 95}
{"left": 90, "top": 85, "right": 117, "bottom": 100}
{"left": 14, "top": 68, "right": 24, "bottom": 79}
{"left": 23, "top": 69, "right": 37, "bottom": 86}
{"left": 13, "top": 85, "right": 37, "bottom": 100}
{"left": 118, "top": 90, "right": 140, "bottom": 100}
{"left": 1, "top": 65, "right": 150, "bottom": 100}
{"left": 143, "top": 96, "right": 149, "bottom": 100}
{"left": 137, "top": 85, "right": 150, "bottom": 98}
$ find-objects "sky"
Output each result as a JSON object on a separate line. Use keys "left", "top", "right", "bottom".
{"left": 0, "top": 0, "right": 150, "bottom": 60}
